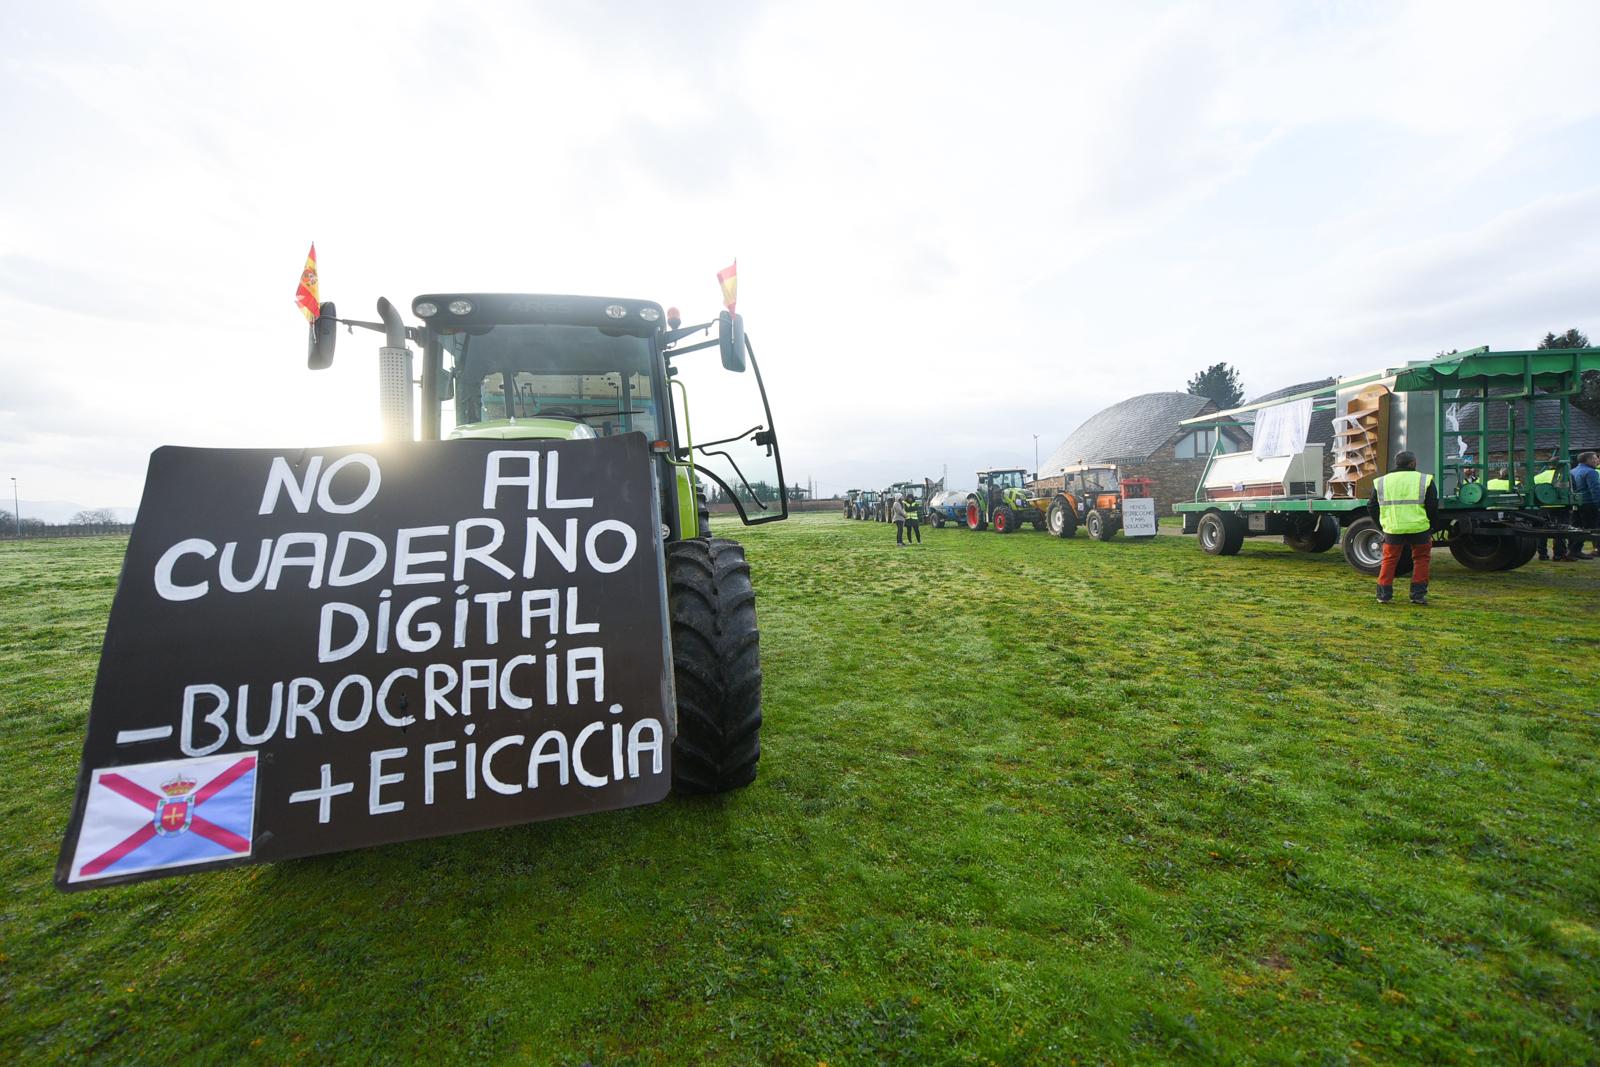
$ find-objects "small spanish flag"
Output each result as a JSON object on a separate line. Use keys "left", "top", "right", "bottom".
{"left": 716, "top": 259, "right": 737, "bottom": 315}
{"left": 295, "top": 243, "right": 320, "bottom": 322}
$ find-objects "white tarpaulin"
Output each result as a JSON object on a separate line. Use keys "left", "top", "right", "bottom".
{"left": 1252, "top": 398, "right": 1313, "bottom": 459}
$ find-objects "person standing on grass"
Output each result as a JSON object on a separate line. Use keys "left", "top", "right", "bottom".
{"left": 903, "top": 492, "right": 922, "bottom": 544}
{"left": 1368, "top": 451, "right": 1439, "bottom": 605}
{"left": 1573, "top": 451, "right": 1600, "bottom": 557}
{"left": 891, "top": 494, "right": 907, "bottom": 546}
{"left": 1534, "top": 453, "right": 1582, "bottom": 561}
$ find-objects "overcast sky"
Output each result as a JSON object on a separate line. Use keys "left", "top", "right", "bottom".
{"left": 3, "top": 0, "right": 1599, "bottom": 508}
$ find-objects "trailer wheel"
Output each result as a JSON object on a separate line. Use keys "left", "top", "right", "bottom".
{"left": 1197, "top": 511, "right": 1243, "bottom": 555}
{"left": 1341, "top": 517, "right": 1413, "bottom": 576}
{"left": 1502, "top": 536, "right": 1538, "bottom": 570}
{"left": 930, "top": 510, "right": 945, "bottom": 528}
{"left": 1048, "top": 498, "right": 1078, "bottom": 538}
{"left": 966, "top": 495, "right": 987, "bottom": 531}
{"left": 1284, "top": 515, "right": 1339, "bottom": 553}
{"left": 993, "top": 504, "right": 1017, "bottom": 533}
{"left": 1448, "top": 528, "right": 1520, "bottom": 571}
{"left": 668, "top": 538, "right": 761, "bottom": 795}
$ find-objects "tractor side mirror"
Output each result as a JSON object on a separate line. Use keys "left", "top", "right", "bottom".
{"left": 438, "top": 369, "right": 455, "bottom": 401}
{"left": 308, "top": 301, "right": 338, "bottom": 370}
{"left": 719, "top": 311, "right": 746, "bottom": 373}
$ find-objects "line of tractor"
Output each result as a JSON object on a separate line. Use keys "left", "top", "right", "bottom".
{"left": 848, "top": 346, "right": 1600, "bottom": 577}
{"left": 850, "top": 464, "right": 1159, "bottom": 541}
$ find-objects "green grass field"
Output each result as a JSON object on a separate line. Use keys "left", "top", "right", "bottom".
{"left": 3, "top": 515, "right": 1599, "bottom": 1064}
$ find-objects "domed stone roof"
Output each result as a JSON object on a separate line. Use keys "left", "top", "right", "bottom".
{"left": 1040, "top": 392, "right": 1215, "bottom": 475}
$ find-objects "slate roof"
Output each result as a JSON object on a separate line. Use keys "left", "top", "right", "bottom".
{"left": 1241, "top": 378, "right": 1338, "bottom": 448}
{"left": 1451, "top": 394, "right": 1600, "bottom": 456}
{"left": 1041, "top": 392, "right": 1216, "bottom": 474}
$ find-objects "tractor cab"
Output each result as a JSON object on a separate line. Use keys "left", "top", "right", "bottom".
{"left": 977, "top": 468, "right": 1029, "bottom": 493}
{"left": 889, "top": 481, "right": 923, "bottom": 505}
{"left": 1061, "top": 464, "right": 1121, "bottom": 506}
{"left": 308, "top": 293, "right": 788, "bottom": 539}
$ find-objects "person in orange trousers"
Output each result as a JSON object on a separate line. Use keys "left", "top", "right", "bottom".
{"left": 1367, "top": 451, "right": 1439, "bottom": 605}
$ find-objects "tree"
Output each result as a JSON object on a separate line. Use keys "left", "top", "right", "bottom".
{"left": 1538, "top": 328, "right": 1589, "bottom": 350}
{"left": 71, "top": 508, "right": 120, "bottom": 525}
{"left": 2, "top": 510, "right": 47, "bottom": 537}
{"left": 1538, "top": 329, "right": 1598, "bottom": 418}
{"left": 1186, "top": 363, "right": 1244, "bottom": 409}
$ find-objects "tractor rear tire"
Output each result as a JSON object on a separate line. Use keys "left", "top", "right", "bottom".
{"left": 1048, "top": 499, "right": 1078, "bottom": 538}
{"left": 966, "top": 495, "right": 987, "bottom": 531}
{"left": 667, "top": 538, "right": 761, "bottom": 795}
{"left": 1087, "top": 509, "right": 1113, "bottom": 541}
{"left": 1197, "top": 511, "right": 1243, "bottom": 556}
{"left": 993, "top": 504, "right": 1017, "bottom": 533}
{"left": 697, "top": 490, "right": 712, "bottom": 538}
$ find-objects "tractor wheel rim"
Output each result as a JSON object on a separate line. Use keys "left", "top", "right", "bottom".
{"left": 967, "top": 503, "right": 978, "bottom": 526}
{"left": 1049, "top": 510, "right": 1061, "bottom": 534}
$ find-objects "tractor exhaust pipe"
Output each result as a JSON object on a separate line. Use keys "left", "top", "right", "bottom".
{"left": 376, "top": 297, "right": 414, "bottom": 442}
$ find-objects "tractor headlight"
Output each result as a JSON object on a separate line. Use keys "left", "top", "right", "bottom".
{"left": 448, "top": 299, "right": 474, "bottom": 316}
{"left": 638, "top": 307, "right": 660, "bottom": 322}
{"left": 414, "top": 301, "right": 439, "bottom": 318}
{"left": 605, "top": 304, "right": 627, "bottom": 319}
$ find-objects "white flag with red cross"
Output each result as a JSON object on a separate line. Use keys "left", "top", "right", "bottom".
{"left": 69, "top": 753, "right": 258, "bottom": 884}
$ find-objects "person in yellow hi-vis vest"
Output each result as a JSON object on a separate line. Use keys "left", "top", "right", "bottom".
{"left": 1533, "top": 456, "right": 1587, "bottom": 561}
{"left": 1367, "top": 451, "right": 1440, "bottom": 605}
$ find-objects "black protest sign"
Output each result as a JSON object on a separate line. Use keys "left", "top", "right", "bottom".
{"left": 56, "top": 434, "right": 673, "bottom": 890}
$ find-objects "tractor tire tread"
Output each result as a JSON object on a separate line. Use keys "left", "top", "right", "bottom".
{"left": 667, "top": 538, "right": 761, "bottom": 794}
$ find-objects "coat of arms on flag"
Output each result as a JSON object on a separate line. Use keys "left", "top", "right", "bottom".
{"left": 68, "top": 753, "right": 258, "bottom": 884}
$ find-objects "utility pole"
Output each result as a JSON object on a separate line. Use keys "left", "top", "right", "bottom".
{"left": 1032, "top": 434, "right": 1040, "bottom": 478}
{"left": 10, "top": 477, "right": 18, "bottom": 539}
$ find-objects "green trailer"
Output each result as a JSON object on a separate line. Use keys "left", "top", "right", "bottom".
{"left": 1173, "top": 346, "right": 1600, "bottom": 575}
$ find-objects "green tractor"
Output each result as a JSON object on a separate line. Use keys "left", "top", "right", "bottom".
{"left": 307, "top": 292, "right": 786, "bottom": 793}
{"left": 964, "top": 468, "right": 1048, "bottom": 532}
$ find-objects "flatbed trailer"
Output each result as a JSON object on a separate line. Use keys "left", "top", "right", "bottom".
{"left": 1173, "top": 346, "right": 1600, "bottom": 575}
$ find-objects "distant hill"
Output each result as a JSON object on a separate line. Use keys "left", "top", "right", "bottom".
{"left": 14, "top": 500, "right": 138, "bottom": 524}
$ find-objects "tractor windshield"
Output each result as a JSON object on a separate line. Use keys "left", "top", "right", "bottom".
{"left": 441, "top": 324, "right": 662, "bottom": 438}
{"left": 1071, "top": 468, "right": 1119, "bottom": 493}
{"left": 984, "top": 470, "right": 1027, "bottom": 491}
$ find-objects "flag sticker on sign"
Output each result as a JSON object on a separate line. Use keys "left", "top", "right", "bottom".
{"left": 69, "top": 753, "right": 258, "bottom": 884}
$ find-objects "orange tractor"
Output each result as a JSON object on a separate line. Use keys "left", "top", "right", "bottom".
{"left": 1045, "top": 463, "right": 1158, "bottom": 540}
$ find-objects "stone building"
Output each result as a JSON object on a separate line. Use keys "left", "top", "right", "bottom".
{"left": 1035, "top": 392, "right": 1251, "bottom": 513}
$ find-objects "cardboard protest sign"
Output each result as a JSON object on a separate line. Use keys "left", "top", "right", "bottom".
{"left": 1121, "top": 497, "right": 1158, "bottom": 537}
{"left": 56, "top": 434, "right": 673, "bottom": 890}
